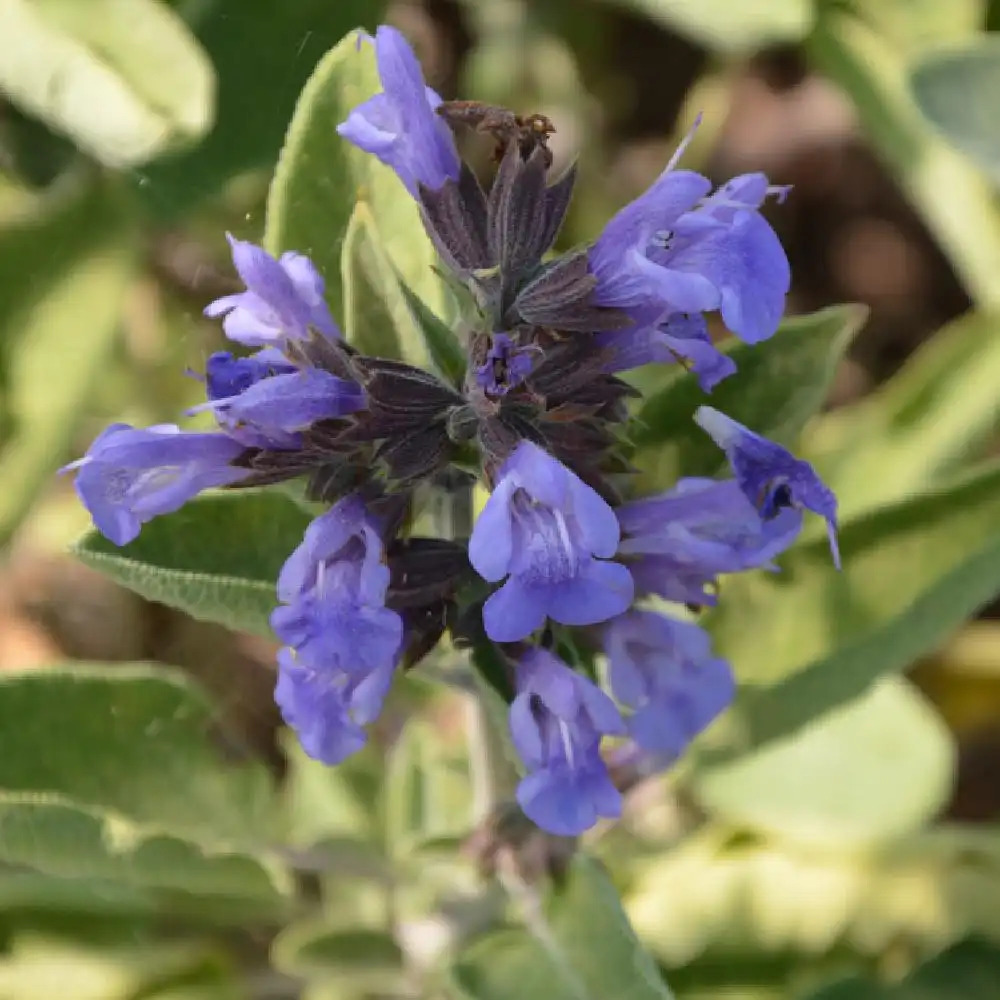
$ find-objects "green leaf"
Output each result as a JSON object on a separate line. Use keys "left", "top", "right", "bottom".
{"left": 807, "top": 6, "right": 1000, "bottom": 308}
{"left": 0, "top": 664, "right": 273, "bottom": 844}
{"left": 136, "top": 0, "right": 381, "bottom": 215}
{"left": 0, "top": 796, "right": 288, "bottom": 914}
{"left": 0, "top": 0, "right": 213, "bottom": 167}
{"left": 272, "top": 923, "right": 403, "bottom": 989}
{"left": 692, "top": 678, "right": 955, "bottom": 849}
{"left": 0, "top": 866, "right": 152, "bottom": 918}
{"left": 280, "top": 735, "right": 382, "bottom": 848}
{"left": 0, "top": 664, "right": 290, "bottom": 915}
{"left": 0, "top": 863, "right": 282, "bottom": 929}
{"left": 73, "top": 489, "right": 311, "bottom": 637}
{"left": 0, "top": 184, "right": 137, "bottom": 544}
{"left": 806, "top": 938, "right": 1000, "bottom": 1000}
{"left": 396, "top": 270, "right": 466, "bottom": 386}
{"left": 384, "top": 719, "right": 473, "bottom": 858}
{"left": 451, "top": 855, "right": 676, "bottom": 1000}
{"left": 340, "top": 200, "right": 405, "bottom": 360}
{"left": 591, "top": 0, "right": 812, "bottom": 52}
{"left": 848, "top": 0, "right": 984, "bottom": 52}
{"left": 910, "top": 37, "right": 1000, "bottom": 187}
{"left": 264, "top": 28, "right": 447, "bottom": 346}
{"left": 277, "top": 732, "right": 393, "bottom": 890}
{"left": 633, "top": 305, "right": 866, "bottom": 482}
{"left": 810, "top": 310, "right": 1000, "bottom": 521}
{"left": 705, "top": 460, "right": 1000, "bottom": 756}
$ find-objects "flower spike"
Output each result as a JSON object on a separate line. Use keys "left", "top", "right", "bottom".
{"left": 62, "top": 30, "right": 834, "bottom": 841}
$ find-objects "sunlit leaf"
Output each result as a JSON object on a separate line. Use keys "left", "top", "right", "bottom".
{"left": 627, "top": 825, "right": 1000, "bottom": 969}
{"left": 910, "top": 37, "right": 1000, "bottom": 187}
{"left": 0, "top": 937, "right": 232, "bottom": 1000}
{"left": 395, "top": 271, "right": 466, "bottom": 386}
{"left": 0, "top": 184, "right": 137, "bottom": 544}
{"left": 693, "top": 679, "right": 955, "bottom": 848}
{"left": 0, "top": 0, "right": 213, "bottom": 167}
{"left": 592, "top": 0, "right": 812, "bottom": 53}
{"left": 340, "top": 200, "right": 406, "bottom": 360}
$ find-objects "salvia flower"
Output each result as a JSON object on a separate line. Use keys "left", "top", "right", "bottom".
{"left": 589, "top": 123, "right": 790, "bottom": 348}
{"left": 695, "top": 406, "right": 840, "bottom": 566}
{"left": 204, "top": 235, "right": 340, "bottom": 346}
{"left": 204, "top": 349, "right": 297, "bottom": 401}
{"left": 271, "top": 496, "right": 403, "bottom": 763}
{"left": 604, "top": 610, "right": 734, "bottom": 756}
{"left": 617, "top": 477, "right": 802, "bottom": 606}
{"left": 336, "top": 25, "right": 460, "bottom": 196}
{"left": 191, "top": 365, "right": 366, "bottom": 449}
{"left": 510, "top": 648, "right": 625, "bottom": 836}
{"left": 468, "top": 440, "right": 634, "bottom": 642}
{"left": 700, "top": 172, "right": 791, "bottom": 222}
{"left": 61, "top": 424, "right": 248, "bottom": 546}
{"left": 601, "top": 312, "right": 736, "bottom": 391}
{"left": 64, "top": 23, "right": 843, "bottom": 839}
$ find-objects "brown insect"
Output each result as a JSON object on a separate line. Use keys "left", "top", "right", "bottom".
{"left": 437, "top": 100, "right": 556, "bottom": 167}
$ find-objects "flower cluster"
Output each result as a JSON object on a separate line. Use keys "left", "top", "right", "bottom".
{"left": 64, "top": 25, "right": 839, "bottom": 837}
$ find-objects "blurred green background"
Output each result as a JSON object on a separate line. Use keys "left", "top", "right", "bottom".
{"left": 3, "top": 1, "right": 1000, "bottom": 998}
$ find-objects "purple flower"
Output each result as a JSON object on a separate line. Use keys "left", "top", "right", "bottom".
{"left": 271, "top": 496, "right": 403, "bottom": 764}
{"left": 204, "top": 236, "right": 340, "bottom": 346}
{"left": 475, "top": 334, "right": 534, "bottom": 396}
{"left": 604, "top": 610, "right": 734, "bottom": 756}
{"left": 699, "top": 173, "right": 791, "bottom": 223}
{"left": 275, "top": 649, "right": 395, "bottom": 766}
{"left": 590, "top": 168, "right": 711, "bottom": 316}
{"left": 588, "top": 123, "right": 790, "bottom": 345}
{"left": 694, "top": 406, "right": 840, "bottom": 567}
{"left": 203, "top": 349, "right": 297, "bottom": 402}
{"left": 510, "top": 648, "right": 625, "bottom": 836}
{"left": 617, "top": 477, "right": 802, "bottom": 606}
{"left": 469, "top": 441, "right": 634, "bottom": 642}
{"left": 601, "top": 312, "right": 736, "bottom": 392}
{"left": 337, "top": 26, "right": 460, "bottom": 196}
{"left": 61, "top": 424, "right": 248, "bottom": 546}
{"left": 191, "top": 357, "right": 366, "bottom": 449}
